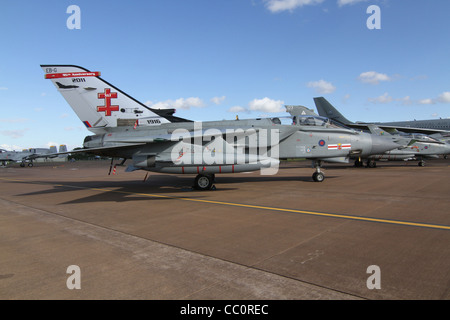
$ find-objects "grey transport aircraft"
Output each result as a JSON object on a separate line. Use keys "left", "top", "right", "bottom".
{"left": 0, "top": 145, "right": 67, "bottom": 167}
{"left": 41, "top": 65, "right": 400, "bottom": 189}
{"left": 313, "top": 97, "right": 450, "bottom": 136}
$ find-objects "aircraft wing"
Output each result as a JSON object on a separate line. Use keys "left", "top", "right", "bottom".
{"left": 25, "top": 153, "right": 58, "bottom": 160}
{"left": 43, "top": 143, "right": 147, "bottom": 158}
{"left": 341, "top": 122, "right": 449, "bottom": 135}
{"left": 105, "top": 126, "right": 298, "bottom": 147}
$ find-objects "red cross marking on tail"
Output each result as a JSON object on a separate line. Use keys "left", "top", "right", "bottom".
{"left": 97, "top": 88, "right": 119, "bottom": 116}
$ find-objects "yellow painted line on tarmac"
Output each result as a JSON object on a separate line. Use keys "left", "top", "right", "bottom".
{"left": 1, "top": 177, "right": 450, "bottom": 231}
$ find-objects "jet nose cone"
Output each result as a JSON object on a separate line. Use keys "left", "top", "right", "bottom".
{"left": 443, "top": 144, "right": 450, "bottom": 155}
{"left": 370, "top": 135, "right": 400, "bottom": 154}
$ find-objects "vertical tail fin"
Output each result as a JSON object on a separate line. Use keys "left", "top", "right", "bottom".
{"left": 41, "top": 65, "right": 190, "bottom": 133}
{"left": 59, "top": 145, "right": 67, "bottom": 153}
{"left": 313, "top": 97, "right": 353, "bottom": 125}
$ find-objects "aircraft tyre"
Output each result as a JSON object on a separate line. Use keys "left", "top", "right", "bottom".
{"left": 20, "top": 163, "right": 25, "bottom": 167}
{"left": 418, "top": 160, "right": 425, "bottom": 167}
{"left": 28, "top": 163, "right": 33, "bottom": 167}
{"left": 194, "top": 174, "right": 214, "bottom": 190}
{"left": 312, "top": 172, "right": 325, "bottom": 182}
{"left": 366, "top": 160, "right": 377, "bottom": 168}
{"left": 354, "top": 159, "right": 363, "bottom": 167}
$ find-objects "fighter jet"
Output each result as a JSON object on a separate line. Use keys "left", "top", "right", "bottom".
{"left": 41, "top": 65, "right": 400, "bottom": 188}
{"left": 286, "top": 105, "right": 450, "bottom": 167}
{"left": 0, "top": 145, "right": 67, "bottom": 167}
{"left": 313, "top": 97, "right": 450, "bottom": 135}
{"left": 364, "top": 125, "right": 450, "bottom": 167}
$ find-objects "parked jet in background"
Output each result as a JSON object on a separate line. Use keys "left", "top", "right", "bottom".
{"left": 286, "top": 105, "right": 450, "bottom": 167}
{"left": 0, "top": 145, "right": 68, "bottom": 167}
{"left": 364, "top": 125, "right": 450, "bottom": 167}
{"left": 313, "top": 97, "right": 450, "bottom": 134}
{"left": 41, "top": 65, "right": 400, "bottom": 188}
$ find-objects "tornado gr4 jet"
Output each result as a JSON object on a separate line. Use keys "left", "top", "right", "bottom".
{"left": 285, "top": 105, "right": 450, "bottom": 167}
{"left": 364, "top": 125, "right": 450, "bottom": 167}
{"left": 41, "top": 65, "right": 399, "bottom": 189}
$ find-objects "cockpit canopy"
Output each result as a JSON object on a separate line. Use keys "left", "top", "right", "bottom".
{"left": 293, "top": 115, "right": 329, "bottom": 126}
{"left": 270, "top": 115, "right": 350, "bottom": 129}
{"left": 400, "top": 132, "right": 442, "bottom": 143}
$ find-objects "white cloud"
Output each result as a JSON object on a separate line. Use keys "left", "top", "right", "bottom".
{"left": 367, "top": 92, "right": 450, "bottom": 105}
{"left": 265, "top": 0, "right": 324, "bottom": 13}
{"left": 368, "top": 92, "right": 393, "bottom": 104}
{"left": 211, "top": 96, "right": 226, "bottom": 105}
{"left": 418, "top": 98, "right": 435, "bottom": 105}
{"left": 307, "top": 79, "right": 336, "bottom": 94}
{"left": 416, "top": 92, "right": 450, "bottom": 105}
{"left": 147, "top": 97, "right": 205, "bottom": 110}
{"left": 358, "top": 71, "right": 391, "bottom": 85}
{"left": 398, "top": 96, "right": 412, "bottom": 105}
{"left": 0, "top": 118, "right": 29, "bottom": 123}
{"left": 437, "top": 91, "right": 450, "bottom": 103}
{"left": 342, "top": 94, "right": 351, "bottom": 103}
{"left": 0, "top": 129, "right": 28, "bottom": 139}
{"left": 337, "top": 0, "right": 367, "bottom": 7}
{"left": 248, "top": 97, "right": 285, "bottom": 113}
{"left": 0, "top": 87, "right": 8, "bottom": 90}
{"left": 1, "top": 144, "right": 24, "bottom": 151}
{"left": 228, "top": 106, "right": 247, "bottom": 113}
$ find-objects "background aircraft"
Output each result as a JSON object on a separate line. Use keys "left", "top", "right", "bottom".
{"left": 0, "top": 145, "right": 68, "bottom": 167}
{"left": 286, "top": 105, "right": 450, "bottom": 167}
{"left": 364, "top": 125, "right": 450, "bottom": 167}
{"left": 313, "top": 97, "right": 450, "bottom": 134}
{"left": 41, "top": 65, "right": 400, "bottom": 188}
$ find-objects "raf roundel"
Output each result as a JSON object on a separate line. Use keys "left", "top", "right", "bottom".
{"left": 318, "top": 139, "right": 326, "bottom": 147}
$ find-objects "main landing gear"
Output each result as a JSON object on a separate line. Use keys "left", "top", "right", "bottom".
{"left": 194, "top": 174, "right": 216, "bottom": 190}
{"left": 20, "top": 161, "right": 33, "bottom": 167}
{"left": 312, "top": 160, "right": 325, "bottom": 182}
{"left": 354, "top": 158, "right": 377, "bottom": 168}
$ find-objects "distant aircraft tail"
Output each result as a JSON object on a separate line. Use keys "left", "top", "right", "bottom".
{"left": 41, "top": 65, "right": 190, "bottom": 133}
{"left": 313, "top": 97, "right": 353, "bottom": 125}
{"left": 58, "top": 145, "right": 68, "bottom": 158}
{"left": 367, "top": 124, "right": 389, "bottom": 136}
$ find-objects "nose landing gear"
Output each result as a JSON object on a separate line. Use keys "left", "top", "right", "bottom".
{"left": 312, "top": 160, "right": 325, "bottom": 182}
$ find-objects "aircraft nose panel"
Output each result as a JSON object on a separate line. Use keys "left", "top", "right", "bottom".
{"left": 370, "top": 135, "right": 400, "bottom": 155}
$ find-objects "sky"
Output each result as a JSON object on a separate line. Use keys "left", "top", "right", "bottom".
{"left": 1, "top": 0, "right": 450, "bottom": 151}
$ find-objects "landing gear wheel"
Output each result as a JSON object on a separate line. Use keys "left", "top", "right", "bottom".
{"left": 418, "top": 160, "right": 425, "bottom": 167}
{"left": 312, "top": 172, "right": 325, "bottom": 182}
{"left": 354, "top": 159, "right": 363, "bottom": 167}
{"left": 366, "top": 160, "right": 377, "bottom": 168}
{"left": 194, "top": 174, "right": 214, "bottom": 190}
{"left": 27, "top": 162, "right": 33, "bottom": 167}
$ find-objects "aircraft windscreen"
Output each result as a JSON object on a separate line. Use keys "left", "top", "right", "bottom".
{"left": 404, "top": 133, "right": 441, "bottom": 143}
{"left": 271, "top": 117, "right": 294, "bottom": 125}
{"left": 293, "top": 115, "right": 349, "bottom": 129}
